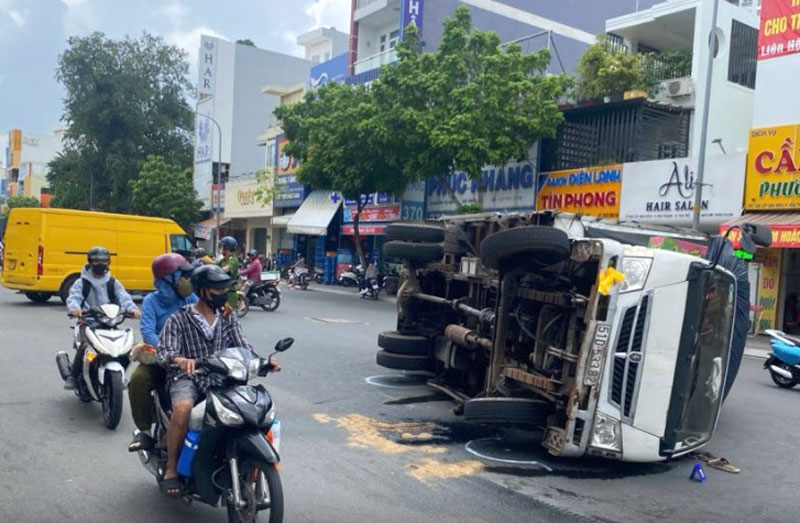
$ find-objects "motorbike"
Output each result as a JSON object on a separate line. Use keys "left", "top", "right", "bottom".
{"left": 313, "top": 267, "right": 324, "bottom": 284}
{"left": 763, "top": 329, "right": 800, "bottom": 388}
{"left": 338, "top": 264, "right": 363, "bottom": 288}
{"left": 293, "top": 267, "right": 309, "bottom": 290}
{"left": 237, "top": 276, "right": 281, "bottom": 318}
{"left": 135, "top": 338, "right": 293, "bottom": 523}
{"left": 360, "top": 274, "right": 386, "bottom": 301}
{"left": 55, "top": 304, "right": 134, "bottom": 429}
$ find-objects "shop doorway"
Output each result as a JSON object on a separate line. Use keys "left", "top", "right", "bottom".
{"left": 253, "top": 228, "right": 268, "bottom": 256}
{"left": 781, "top": 250, "right": 800, "bottom": 333}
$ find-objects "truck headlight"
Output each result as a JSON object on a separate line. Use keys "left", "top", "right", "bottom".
{"left": 591, "top": 412, "right": 621, "bottom": 452}
{"left": 620, "top": 257, "right": 652, "bottom": 293}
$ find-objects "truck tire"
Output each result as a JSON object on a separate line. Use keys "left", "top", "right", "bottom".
{"left": 480, "top": 226, "right": 570, "bottom": 270}
{"left": 463, "top": 398, "right": 552, "bottom": 426}
{"left": 386, "top": 222, "right": 446, "bottom": 243}
{"left": 383, "top": 241, "right": 444, "bottom": 263}
{"left": 377, "top": 331, "right": 431, "bottom": 356}
{"left": 25, "top": 292, "right": 53, "bottom": 303}
{"left": 59, "top": 274, "right": 81, "bottom": 305}
{"left": 376, "top": 350, "right": 434, "bottom": 371}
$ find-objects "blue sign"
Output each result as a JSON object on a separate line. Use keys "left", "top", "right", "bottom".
{"left": 274, "top": 174, "right": 306, "bottom": 208}
{"left": 310, "top": 53, "right": 349, "bottom": 89}
{"left": 400, "top": 0, "right": 425, "bottom": 38}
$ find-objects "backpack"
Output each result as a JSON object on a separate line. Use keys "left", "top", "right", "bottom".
{"left": 80, "top": 277, "right": 117, "bottom": 308}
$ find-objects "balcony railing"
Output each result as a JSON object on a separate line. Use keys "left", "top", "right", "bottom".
{"left": 354, "top": 47, "right": 397, "bottom": 75}
{"left": 356, "top": 0, "right": 381, "bottom": 8}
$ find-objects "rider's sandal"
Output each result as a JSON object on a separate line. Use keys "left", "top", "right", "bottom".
{"left": 128, "top": 432, "right": 155, "bottom": 453}
{"left": 160, "top": 477, "right": 183, "bottom": 498}
{"left": 706, "top": 457, "right": 741, "bottom": 474}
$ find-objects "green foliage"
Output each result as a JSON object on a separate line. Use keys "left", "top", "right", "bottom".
{"left": 236, "top": 39, "right": 256, "bottom": 47}
{"left": 1, "top": 195, "right": 41, "bottom": 216}
{"left": 129, "top": 155, "right": 202, "bottom": 229}
{"left": 454, "top": 203, "right": 483, "bottom": 215}
{"left": 373, "top": 7, "right": 571, "bottom": 205}
{"left": 48, "top": 32, "right": 194, "bottom": 212}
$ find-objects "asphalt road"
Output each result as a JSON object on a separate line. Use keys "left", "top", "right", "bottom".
{"left": 0, "top": 285, "right": 797, "bottom": 523}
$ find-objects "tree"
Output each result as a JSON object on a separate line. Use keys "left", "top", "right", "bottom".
{"left": 575, "top": 36, "right": 645, "bottom": 100}
{"left": 373, "top": 8, "right": 571, "bottom": 207}
{"left": 275, "top": 83, "right": 408, "bottom": 265}
{"left": 236, "top": 39, "right": 256, "bottom": 47}
{"left": 129, "top": 155, "right": 202, "bottom": 229}
{"left": 48, "top": 32, "right": 194, "bottom": 212}
{"left": 1, "top": 195, "right": 40, "bottom": 216}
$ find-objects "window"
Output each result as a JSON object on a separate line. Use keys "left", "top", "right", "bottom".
{"left": 728, "top": 20, "right": 757, "bottom": 89}
{"left": 170, "top": 235, "right": 194, "bottom": 256}
{"left": 266, "top": 143, "right": 276, "bottom": 168}
{"left": 324, "top": 52, "right": 330, "bottom": 61}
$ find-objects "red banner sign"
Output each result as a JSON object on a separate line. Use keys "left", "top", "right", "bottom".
{"left": 758, "top": 0, "right": 800, "bottom": 60}
{"left": 341, "top": 225, "right": 387, "bottom": 236}
{"left": 720, "top": 224, "right": 800, "bottom": 248}
{"left": 347, "top": 205, "right": 400, "bottom": 223}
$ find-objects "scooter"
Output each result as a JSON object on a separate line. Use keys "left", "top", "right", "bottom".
{"left": 313, "top": 267, "right": 325, "bottom": 284}
{"left": 135, "top": 339, "right": 293, "bottom": 523}
{"left": 237, "top": 276, "right": 281, "bottom": 318}
{"left": 55, "top": 304, "right": 134, "bottom": 429}
{"left": 338, "top": 264, "right": 363, "bottom": 288}
{"left": 763, "top": 329, "right": 800, "bottom": 388}
{"left": 293, "top": 267, "right": 309, "bottom": 290}
{"left": 360, "top": 274, "right": 385, "bottom": 301}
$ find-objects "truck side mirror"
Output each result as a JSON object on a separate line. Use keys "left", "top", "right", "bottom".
{"left": 741, "top": 223, "right": 772, "bottom": 248}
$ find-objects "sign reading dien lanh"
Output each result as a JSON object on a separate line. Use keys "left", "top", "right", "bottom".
{"left": 537, "top": 165, "right": 622, "bottom": 218}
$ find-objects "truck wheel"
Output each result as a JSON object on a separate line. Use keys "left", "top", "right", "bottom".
{"left": 59, "top": 274, "right": 81, "bottom": 305}
{"left": 386, "top": 222, "right": 446, "bottom": 243}
{"left": 463, "top": 398, "right": 552, "bottom": 426}
{"left": 25, "top": 292, "right": 52, "bottom": 303}
{"left": 376, "top": 350, "right": 434, "bottom": 371}
{"left": 377, "top": 331, "right": 431, "bottom": 356}
{"left": 383, "top": 241, "right": 444, "bottom": 263}
{"left": 480, "top": 226, "right": 570, "bottom": 270}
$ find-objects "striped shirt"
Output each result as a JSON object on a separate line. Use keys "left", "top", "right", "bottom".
{"left": 157, "top": 305, "right": 252, "bottom": 392}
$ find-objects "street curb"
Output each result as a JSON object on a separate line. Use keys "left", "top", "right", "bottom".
{"left": 289, "top": 283, "right": 398, "bottom": 303}
{"left": 744, "top": 348, "right": 770, "bottom": 359}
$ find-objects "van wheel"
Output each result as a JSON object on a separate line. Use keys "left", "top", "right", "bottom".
{"left": 25, "top": 292, "right": 53, "bottom": 303}
{"left": 60, "top": 274, "right": 81, "bottom": 305}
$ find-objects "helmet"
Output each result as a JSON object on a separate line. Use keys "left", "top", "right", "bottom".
{"left": 191, "top": 264, "right": 233, "bottom": 292}
{"left": 297, "top": 253, "right": 303, "bottom": 258}
{"left": 220, "top": 236, "right": 238, "bottom": 250}
{"left": 152, "top": 253, "right": 193, "bottom": 280}
{"left": 193, "top": 247, "right": 208, "bottom": 259}
{"left": 248, "top": 249, "right": 258, "bottom": 257}
{"left": 87, "top": 246, "right": 111, "bottom": 262}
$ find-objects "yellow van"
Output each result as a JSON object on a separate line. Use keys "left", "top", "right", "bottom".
{"left": 2, "top": 208, "right": 193, "bottom": 303}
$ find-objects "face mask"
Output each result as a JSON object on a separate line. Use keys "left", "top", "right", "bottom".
{"left": 203, "top": 291, "right": 229, "bottom": 311}
{"left": 91, "top": 263, "right": 109, "bottom": 276}
{"left": 175, "top": 277, "right": 193, "bottom": 299}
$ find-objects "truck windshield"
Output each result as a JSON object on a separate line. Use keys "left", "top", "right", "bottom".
{"left": 662, "top": 265, "right": 735, "bottom": 456}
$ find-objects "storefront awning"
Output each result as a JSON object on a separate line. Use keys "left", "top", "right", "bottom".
{"left": 721, "top": 212, "right": 800, "bottom": 248}
{"left": 193, "top": 216, "right": 231, "bottom": 240}
{"left": 271, "top": 214, "right": 295, "bottom": 228}
{"left": 287, "top": 190, "right": 341, "bottom": 235}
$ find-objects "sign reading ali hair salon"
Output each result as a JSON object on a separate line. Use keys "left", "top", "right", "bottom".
{"left": 619, "top": 154, "right": 746, "bottom": 226}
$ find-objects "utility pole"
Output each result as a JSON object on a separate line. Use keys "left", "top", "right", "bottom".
{"left": 199, "top": 113, "right": 224, "bottom": 253}
{"left": 692, "top": 0, "right": 721, "bottom": 231}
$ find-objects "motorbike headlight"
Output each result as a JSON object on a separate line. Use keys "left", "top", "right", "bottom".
{"left": 620, "top": 257, "right": 652, "bottom": 293}
{"left": 591, "top": 412, "right": 621, "bottom": 452}
{"left": 210, "top": 394, "right": 244, "bottom": 426}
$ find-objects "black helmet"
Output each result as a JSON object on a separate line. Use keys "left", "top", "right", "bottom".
{"left": 193, "top": 247, "right": 208, "bottom": 259}
{"left": 220, "top": 236, "right": 237, "bottom": 250}
{"left": 191, "top": 264, "right": 233, "bottom": 292}
{"left": 248, "top": 249, "right": 258, "bottom": 257}
{"left": 87, "top": 246, "right": 111, "bottom": 262}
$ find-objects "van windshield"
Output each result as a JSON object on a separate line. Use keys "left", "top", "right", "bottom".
{"left": 662, "top": 266, "right": 735, "bottom": 456}
{"left": 170, "top": 234, "right": 193, "bottom": 255}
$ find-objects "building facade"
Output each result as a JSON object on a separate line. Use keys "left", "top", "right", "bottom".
{"left": 2, "top": 128, "right": 63, "bottom": 205}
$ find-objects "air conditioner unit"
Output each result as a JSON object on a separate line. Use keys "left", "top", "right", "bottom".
{"left": 664, "top": 77, "right": 693, "bottom": 98}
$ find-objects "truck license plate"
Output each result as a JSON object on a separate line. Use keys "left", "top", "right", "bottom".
{"left": 584, "top": 323, "right": 611, "bottom": 386}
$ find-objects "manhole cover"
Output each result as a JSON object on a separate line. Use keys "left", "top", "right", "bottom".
{"left": 365, "top": 374, "right": 430, "bottom": 388}
{"left": 465, "top": 437, "right": 553, "bottom": 471}
{"left": 307, "top": 317, "right": 366, "bottom": 325}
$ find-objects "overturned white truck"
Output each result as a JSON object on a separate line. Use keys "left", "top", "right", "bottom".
{"left": 377, "top": 213, "right": 770, "bottom": 462}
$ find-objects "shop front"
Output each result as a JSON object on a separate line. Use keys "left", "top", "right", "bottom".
{"left": 721, "top": 124, "right": 800, "bottom": 333}
{"left": 224, "top": 177, "right": 273, "bottom": 257}
{"left": 341, "top": 193, "right": 401, "bottom": 266}
{"left": 536, "top": 165, "right": 623, "bottom": 218}
{"left": 286, "top": 190, "right": 343, "bottom": 270}
{"left": 272, "top": 135, "right": 308, "bottom": 265}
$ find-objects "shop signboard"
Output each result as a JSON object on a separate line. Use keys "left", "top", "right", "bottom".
{"left": 274, "top": 136, "right": 306, "bottom": 208}
{"left": 310, "top": 53, "right": 348, "bottom": 89}
{"left": 401, "top": 181, "right": 426, "bottom": 221}
{"left": 536, "top": 165, "right": 622, "bottom": 219}
{"left": 425, "top": 161, "right": 536, "bottom": 217}
{"left": 211, "top": 183, "right": 224, "bottom": 213}
{"left": 194, "top": 162, "right": 213, "bottom": 210}
{"left": 745, "top": 124, "right": 800, "bottom": 210}
{"left": 401, "top": 0, "right": 425, "bottom": 37}
{"left": 343, "top": 205, "right": 401, "bottom": 223}
{"left": 758, "top": 0, "right": 800, "bottom": 60}
{"left": 224, "top": 178, "right": 272, "bottom": 218}
{"left": 724, "top": 225, "right": 800, "bottom": 249}
{"left": 619, "top": 154, "right": 746, "bottom": 227}
{"left": 198, "top": 36, "right": 218, "bottom": 95}
{"left": 341, "top": 224, "right": 387, "bottom": 236}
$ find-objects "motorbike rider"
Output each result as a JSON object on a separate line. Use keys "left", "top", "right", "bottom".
{"left": 156, "top": 265, "right": 279, "bottom": 497}
{"left": 191, "top": 247, "right": 215, "bottom": 268}
{"left": 359, "top": 258, "right": 378, "bottom": 295}
{"left": 64, "top": 246, "right": 140, "bottom": 390}
{"left": 127, "top": 254, "right": 197, "bottom": 453}
{"left": 217, "top": 236, "right": 240, "bottom": 308}
{"left": 289, "top": 252, "right": 307, "bottom": 289}
{"left": 240, "top": 249, "right": 263, "bottom": 294}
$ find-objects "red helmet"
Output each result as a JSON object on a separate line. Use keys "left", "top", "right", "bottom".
{"left": 152, "top": 253, "right": 192, "bottom": 280}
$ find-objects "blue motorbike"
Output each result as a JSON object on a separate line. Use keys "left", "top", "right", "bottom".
{"left": 764, "top": 329, "right": 800, "bottom": 388}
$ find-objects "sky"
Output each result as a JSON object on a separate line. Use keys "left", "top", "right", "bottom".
{"left": 0, "top": 0, "right": 351, "bottom": 135}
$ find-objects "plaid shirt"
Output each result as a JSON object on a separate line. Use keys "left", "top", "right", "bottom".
{"left": 157, "top": 305, "right": 252, "bottom": 392}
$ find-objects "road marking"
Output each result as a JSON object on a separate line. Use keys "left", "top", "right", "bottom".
{"left": 306, "top": 317, "right": 367, "bottom": 325}
{"left": 365, "top": 374, "right": 429, "bottom": 388}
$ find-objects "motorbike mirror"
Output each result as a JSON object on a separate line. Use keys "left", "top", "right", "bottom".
{"left": 274, "top": 337, "right": 294, "bottom": 352}
{"left": 741, "top": 223, "right": 772, "bottom": 248}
